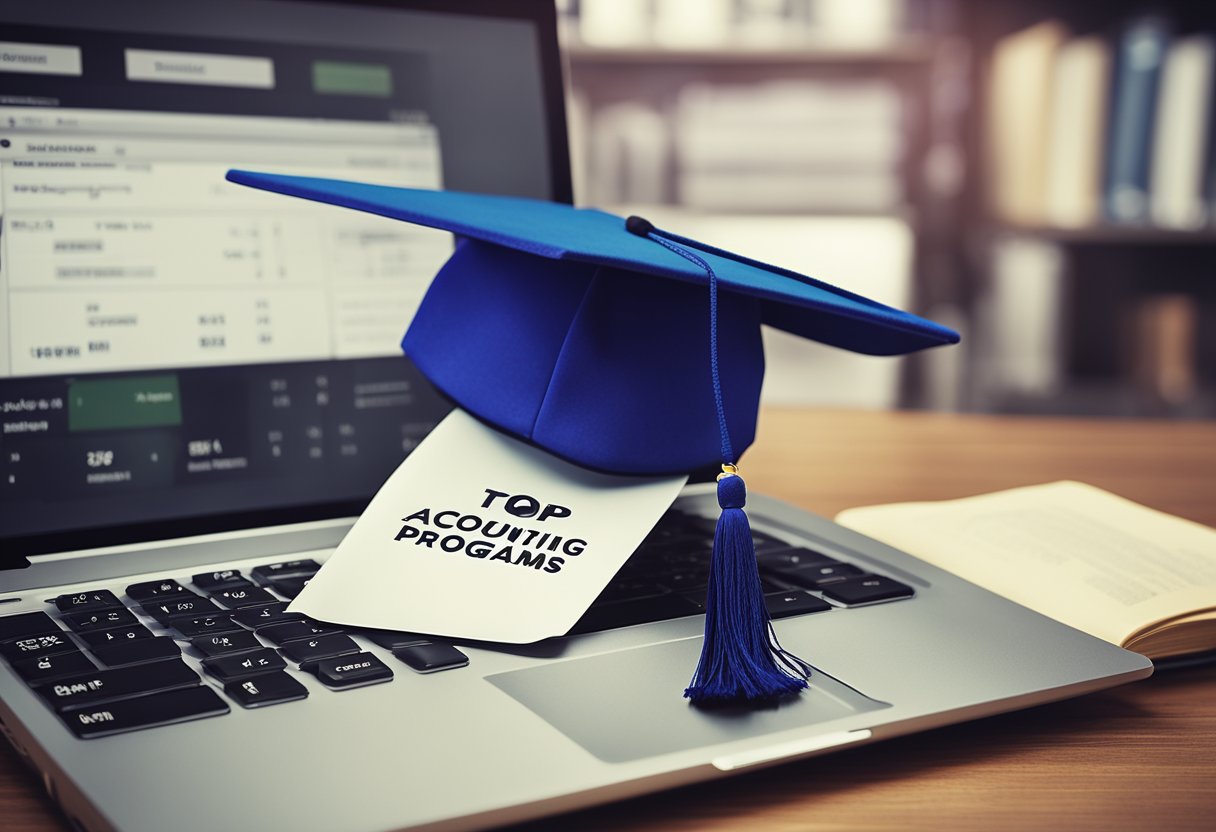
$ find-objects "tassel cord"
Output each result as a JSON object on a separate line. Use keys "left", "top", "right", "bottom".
{"left": 643, "top": 232, "right": 734, "bottom": 466}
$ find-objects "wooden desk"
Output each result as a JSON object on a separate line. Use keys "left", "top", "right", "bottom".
{"left": 4, "top": 410, "right": 1215, "bottom": 831}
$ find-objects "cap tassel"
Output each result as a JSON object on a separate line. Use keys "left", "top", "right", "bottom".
{"left": 683, "top": 467, "right": 811, "bottom": 705}
{"left": 624, "top": 216, "right": 813, "bottom": 706}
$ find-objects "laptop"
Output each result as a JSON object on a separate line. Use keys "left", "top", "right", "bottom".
{"left": 0, "top": 2, "right": 1152, "bottom": 830}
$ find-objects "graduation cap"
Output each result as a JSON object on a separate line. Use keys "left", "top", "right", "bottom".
{"left": 226, "top": 170, "right": 960, "bottom": 705}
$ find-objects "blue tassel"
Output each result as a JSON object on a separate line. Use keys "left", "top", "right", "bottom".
{"left": 624, "top": 216, "right": 813, "bottom": 705}
{"left": 684, "top": 472, "right": 812, "bottom": 706}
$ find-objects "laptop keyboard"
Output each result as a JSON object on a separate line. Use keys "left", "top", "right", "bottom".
{"left": 570, "top": 509, "right": 913, "bottom": 634}
{"left": 0, "top": 509, "right": 913, "bottom": 740}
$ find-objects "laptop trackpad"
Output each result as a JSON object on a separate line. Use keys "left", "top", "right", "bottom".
{"left": 487, "top": 638, "right": 888, "bottom": 763}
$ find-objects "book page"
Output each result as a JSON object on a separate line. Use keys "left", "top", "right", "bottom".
{"left": 1125, "top": 609, "right": 1216, "bottom": 659}
{"left": 836, "top": 481, "right": 1216, "bottom": 647}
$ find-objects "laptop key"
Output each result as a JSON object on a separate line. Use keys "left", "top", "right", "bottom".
{"left": 191, "top": 630, "right": 262, "bottom": 657}
{"left": 764, "top": 591, "right": 832, "bottom": 619}
{"left": 357, "top": 628, "right": 430, "bottom": 650}
{"left": 171, "top": 613, "right": 243, "bottom": 638}
{"left": 91, "top": 636, "right": 183, "bottom": 668}
{"left": 210, "top": 586, "right": 278, "bottom": 609}
{"left": 393, "top": 643, "right": 469, "bottom": 674}
{"left": 0, "top": 612, "right": 62, "bottom": 641}
{"left": 751, "top": 532, "right": 798, "bottom": 555}
{"left": 819, "top": 575, "right": 915, "bottom": 606}
{"left": 0, "top": 632, "right": 78, "bottom": 662}
{"left": 12, "top": 650, "right": 97, "bottom": 685}
{"left": 656, "top": 571, "right": 710, "bottom": 592}
{"left": 256, "top": 619, "right": 342, "bottom": 646}
{"left": 596, "top": 578, "right": 666, "bottom": 603}
{"left": 778, "top": 563, "right": 865, "bottom": 589}
{"left": 310, "top": 652, "right": 393, "bottom": 689}
{"left": 759, "top": 576, "right": 787, "bottom": 594}
{"left": 38, "top": 659, "right": 200, "bottom": 712}
{"left": 231, "top": 603, "right": 303, "bottom": 629}
{"left": 264, "top": 575, "right": 311, "bottom": 599}
{"left": 63, "top": 685, "right": 229, "bottom": 739}
{"left": 52, "top": 590, "right": 124, "bottom": 614}
{"left": 203, "top": 579, "right": 259, "bottom": 596}
{"left": 190, "top": 569, "right": 249, "bottom": 592}
{"left": 224, "top": 671, "right": 308, "bottom": 709}
{"left": 756, "top": 547, "right": 840, "bottom": 573}
{"left": 125, "top": 579, "right": 189, "bottom": 603}
{"left": 638, "top": 537, "right": 711, "bottom": 560}
{"left": 279, "top": 634, "right": 360, "bottom": 666}
{"left": 251, "top": 559, "right": 321, "bottom": 585}
{"left": 62, "top": 608, "right": 140, "bottom": 634}
{"left": 80, "top": 625, "right": 153, "bottom": 649}
{"left": 203, "top": 648, "right": 286, "bottom": 682}
{"left": 142, "top": 595, "right": 220, "bottom": 624}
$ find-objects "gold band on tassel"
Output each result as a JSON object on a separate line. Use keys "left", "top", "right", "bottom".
{"left": 716, "top": 463, "right": 739, "bottom": 482}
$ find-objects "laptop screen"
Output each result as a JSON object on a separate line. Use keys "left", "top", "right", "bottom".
{"left": 0, "top": 0, "right": 571, "bottom": 563}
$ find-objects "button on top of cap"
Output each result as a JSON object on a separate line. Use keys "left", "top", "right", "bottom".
{"left": 624, "top": 215, "right": 654, "bottom": 237}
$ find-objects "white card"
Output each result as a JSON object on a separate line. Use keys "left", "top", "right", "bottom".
{"left": 289, "top": 408, "right": 688, "bottom": 643}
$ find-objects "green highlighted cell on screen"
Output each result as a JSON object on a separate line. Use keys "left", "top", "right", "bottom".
{"left": 68, "top": 375, "right": 182, "bottom": 431}
{"left": 312, "top": 61, "right": 393, "bottom": 97}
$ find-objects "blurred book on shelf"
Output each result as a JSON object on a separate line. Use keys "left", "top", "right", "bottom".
{"left": 652, "top": 0, "right": 733, "bottom": 48}
{"left": 1129, "top": 294, "right": 1200, "bottom": 410}
{"left": 985, "top": 14, "right": 1216, "bottom": 232}
{"left": 568, "top": 0, "right": 912, "bottom": 50}
{"left": 985, "top": 19, "right": 1068, "bottom": 226}
{"left": 572, "top": 0, "right": 650, "bottom": 47}
{"left": 1150, "top": 34, "right": 1215, "bottom": 229}
{"left": 977, "top": 236, "right": 1065, "bottom": 400}
{"left": 584, "top": 101, "right": 669, "bottom": 206}
{"left": 672, "top": 80, "right": 903, "bottom": 213}
{"left": 572, "top": 79, "right": 906, "bottom": 212}
{"left": 1044, "top": 35, "right": 1110, "bottom": 228}
{"left": 1105, "top": 16, "right": 1171, "bottom": 224}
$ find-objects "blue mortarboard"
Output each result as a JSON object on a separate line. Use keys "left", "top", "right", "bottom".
{"left": 226, "top": 169, "right": 960, "bottom": 705}
{"left": 226, "top": 170, "right": 958, "bottom": 475}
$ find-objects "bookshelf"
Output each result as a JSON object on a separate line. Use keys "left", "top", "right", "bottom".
{"left": 960, "top": 0, "right": 1216, "bottom": 418}
{"left": 560, "top": 1, "right": 1216, "bottom": 418}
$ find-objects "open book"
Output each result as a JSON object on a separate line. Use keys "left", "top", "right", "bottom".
{"left": 836, "top": 481, "right": 1216, "bottom": 661}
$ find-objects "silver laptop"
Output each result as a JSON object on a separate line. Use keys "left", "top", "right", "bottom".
{"left": 0, "top": 2, "right": 1152, "bottom": 831}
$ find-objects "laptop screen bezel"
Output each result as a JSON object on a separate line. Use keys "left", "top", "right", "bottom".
{"left": 0, "top": 0, "right": 574, "bottom": 565}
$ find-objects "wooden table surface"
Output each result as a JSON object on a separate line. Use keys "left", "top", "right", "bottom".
{"left": 4, "top": 409, "right": 1216, "bottom": 831}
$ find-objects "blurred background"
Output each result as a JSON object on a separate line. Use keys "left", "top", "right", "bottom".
{"left": 556, "top": 0, "right": 1216, "bottom": 418}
